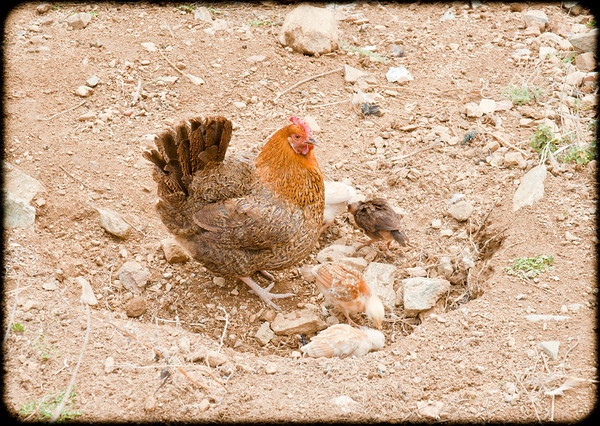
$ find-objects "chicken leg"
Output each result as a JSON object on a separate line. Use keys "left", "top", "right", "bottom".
{"left": 239, "top": 276, "right": 294, "bottom": 311}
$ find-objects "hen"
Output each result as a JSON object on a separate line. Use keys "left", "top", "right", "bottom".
{"left": 305, "top": 262, "right": 384, "bottom": 329}
{"left": 348, "top": 198, "right": 409, "bottom": 251}
{"left": 144, "top": 116, "right": 324, "bottom": 310}
{"left": 300, "top": 324, "right": 385, "bottom": 358}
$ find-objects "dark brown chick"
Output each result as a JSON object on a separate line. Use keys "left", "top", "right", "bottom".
{"left": 348, "top": 198, "right": 408, "bottom": 251}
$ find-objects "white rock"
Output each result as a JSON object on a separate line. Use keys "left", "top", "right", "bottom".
{"left": 512, "top": 164, "right": 547, "bottom": 211}
{"left": 331, "top": 395, "right": 360, "bottom": 414}
{"left": 525, "top": 314, "right": 570, "bottom": 322}
{"left": 194, "top": 6, "right": 213, "bottom": 23}
{"left": 385, "top": 66, "right": 413, "bottom": 84}
{"left": 3, "top": 191, "right": 36, "bottom": 228}
{"left": 448, "top": 200, "right": 473, "bottom": 222}
{"left": 77, "top": 276, "right": 98, "bottom": 306}
{"left": 246, "top": 55, "right": 266, "bottom": 63}
{"left": 417, "top": 400, "right": 445, "bottom": 419}
{"left": 401, "top": 277, "right": 451, "bottom": 317}
{"left": 86, "top": 75, "right": 100, "bottom": 87}
{"left": 344, "top": 64, "right": 371, "bottom": 83}
{"left": 279, "top": 5, "right": 338, "bottom": 55}
{"left": 104, "top": 356, "right": 115, "bottom": 374}
{"left": 75, "top": 85, "right": 93, "bottom": 97}
{"left": 479, "top": 98, "right": 496, "bottom": 114}
{"left": 406, "top": 267, "right": 428, "bottom": 278}
{"left": 565, "top": 70, "right": 586, "bottom": 86}
{"left": 431, "top": 219, "right": 442, "bottom": 229}
{"left": 437, "top": 256, "right": 453, "bottom": 279}
{"left": 141, "top": 42, "right": 157, "bottom": 52}
{"left": 464, "top": 102, "right": 483, "bottom": 118}
{"left": 211, "top": 18, "right": 229, "bottom": 32}
{"left": 303, "top": 115, "right": 321, "bottom": 133}
{"left": 363, "top": 262, "right": 397, "bottom": 310}
{"left": 538, "top": 341, "right": 560, "bottom": 360}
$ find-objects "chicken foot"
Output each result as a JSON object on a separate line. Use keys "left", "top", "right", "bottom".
{"left": 239, "top": 276, "right": 294, "bottom": 311}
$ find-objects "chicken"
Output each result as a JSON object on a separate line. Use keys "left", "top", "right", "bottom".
{"left": 348, "top": 198, "right": 409, "bottom": 252}
{"left": 321, "top": 181, "right": 361, "bottom": 234}
{"left": 300, "top": 324, "right": 385, "bottom": 358}
{"left": 307, "top": 262, "right": 384, "bottom": 329}
{"left": 143, "top": 116, "right": 324, "bottom": 310}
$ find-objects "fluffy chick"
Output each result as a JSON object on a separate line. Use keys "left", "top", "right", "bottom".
{"left": 300, "top": 324, "right": 385, "bottom": 358}
{"left": 321, "top": 181, "right": 362, "bottom": 234}
{"left": 348, "top": 197, "right": 409, "bottom": 251}
{"left": 308, "top": 262, "right": 385, "bottom": 329}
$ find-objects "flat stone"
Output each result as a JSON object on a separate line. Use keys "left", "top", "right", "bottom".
{"left": 465, "top": 102, "right": 483, "bottom": 118}
{"left": 575, "top": 52, "right": 595, "bottom": 72}
{"left": 4, "top": 162, "right": 46, "bottom": 204}
{"left": 3, "top": 191, "right": 36, "bottom": 228}
{"left": 569, "top": 29, "right": 598, "bottom": 52}
{"left": 344, "top": 64, "right": 371, "bottom": 83}
{"left": 401, "top": 277, "right": 451, "bottom": 317}
{"left": 513, "top": 164, "right": 547, "bottom": 211}
{"left": 75, "top": 85, "right": 94, "bottom": 97}
{"left": 538, "top": 341, "right": 560, "bottom": 360}
{"left": 479, "top": 98, "right": 496, "bottom": 114}
{"left": 194, "top": 6, "right": 213, "bottom": 23}
{"left": 271, "top": 309, "right": 327, "bottom": 335}
{"left": 522, "top": 9, "right": 548, "bottom": 28}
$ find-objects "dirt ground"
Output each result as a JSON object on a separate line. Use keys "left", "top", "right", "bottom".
{"left": 2, "top": 2, "right": 597, "bottom": 422}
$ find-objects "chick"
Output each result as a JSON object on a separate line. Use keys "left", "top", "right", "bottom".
{"left": 348, "top": 198, "right": 409, "bottom": 252}
{"left": 321, "top": 181, "right": 361, "bottom": 234}
{"left": 300, "top": 324, "right": 385, "bottom": 358}
{"left": 305, "top": 262, "right": 385, "bottom": 330}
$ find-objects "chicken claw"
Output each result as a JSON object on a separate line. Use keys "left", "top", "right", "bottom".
{"left": 240, "top": 276, "right": 294, "bottom": 311}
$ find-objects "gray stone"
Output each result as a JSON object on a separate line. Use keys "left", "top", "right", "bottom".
{"left": 363, "top": 262, "right": 397, "bottom": 310}
{"left": 279, "top": 5, "right": 338, "bottom": 55}
{"left": 522, "top": 9, "right": 548, "bottom": 28}
{"left": 4, "top": 162, "right": 45, "bottom": 204}
{"left": 117, "top": 261, "right": 150, "bottom": 294}
{"left": 271, "top": 309, "right": 327, "bottom": 335}
{"left": 66, "top": 12, "right": 92, "bottom": 30}
{"left": 448, "top": 200, "right": 474, "bottom": 222}
{"left": 512, "top": 164, "right": 547, "bottom": 211}
{"left": 3, "top": 191, "right": 36, "bottom": 228}
{"left": 97, "top": 207, "right": 132, "bottom": 239}
{"left": 401, "top": 277, "right": 451, "bottom": 317}
{"left": 254, "top": 321, "right": 274, "bottom": 346}
{"left": 569, "top": 29, "right": 598, "bottom": 52}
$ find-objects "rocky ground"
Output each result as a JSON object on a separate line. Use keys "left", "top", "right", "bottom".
{"left": 3, "top": 2, "right": 598, "bottom": 422}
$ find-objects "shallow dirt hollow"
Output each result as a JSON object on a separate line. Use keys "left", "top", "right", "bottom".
{"left": 2, "top": 2, "right": 597, "bottom": 422}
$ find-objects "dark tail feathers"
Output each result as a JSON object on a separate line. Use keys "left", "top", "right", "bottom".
{"left": 143, "top": 116, "right": 232, "bottom": 198}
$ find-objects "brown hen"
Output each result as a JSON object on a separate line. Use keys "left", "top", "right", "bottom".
{"left": 144, "top": 116, "right": 324, "bottom": 310}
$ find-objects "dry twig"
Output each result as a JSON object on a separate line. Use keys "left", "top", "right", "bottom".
{"left": 40, "top": 100, "right": 87, "bottom": 121}
{"left": 274, "top": 67, "right": 344, "bottom": 101}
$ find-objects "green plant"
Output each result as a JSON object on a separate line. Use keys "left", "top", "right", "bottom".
{"left": 503, "top": 84, "right": 543, "bottom": 105}
{"left": 248, "top": 19, "right": 272, "bottom": 27}
{"left": 32, "top": 334, "right": 57, "bottom": 360}
{"left": 176, "top": 4, "right": 195, "bottom": 13}
{"left": 19, "top": 388, "right": 82, "bottom": 422}
{"left": 340, "top": 41, "right": 389, "bottom": 63}
{"left": 11, "top": 323, "right": 25, "bottom": 332}
{"left": 561, "top": 141, "right": 596, "bottom": 165}
{"left": 530, "top": 124, "right": 558, "bottom": 155}
{"left": 504, "top": 255, "right": 554, "bottom": 279}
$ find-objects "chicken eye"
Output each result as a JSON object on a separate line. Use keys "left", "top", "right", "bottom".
{"left": 292, "top": 134, "right": 301, "bottom": 141}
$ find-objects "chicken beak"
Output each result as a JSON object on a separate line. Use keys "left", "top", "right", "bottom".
{"left": 307, "top": 137, "right": 318, "bottom": 146}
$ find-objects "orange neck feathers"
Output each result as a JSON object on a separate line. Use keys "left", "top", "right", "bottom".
{"left": 255, "top": 126, "right": 324, "bottom": 207}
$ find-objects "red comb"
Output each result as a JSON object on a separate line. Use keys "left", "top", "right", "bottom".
{"left": 289, "top": 116, "right": 313, "bottom": 138}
